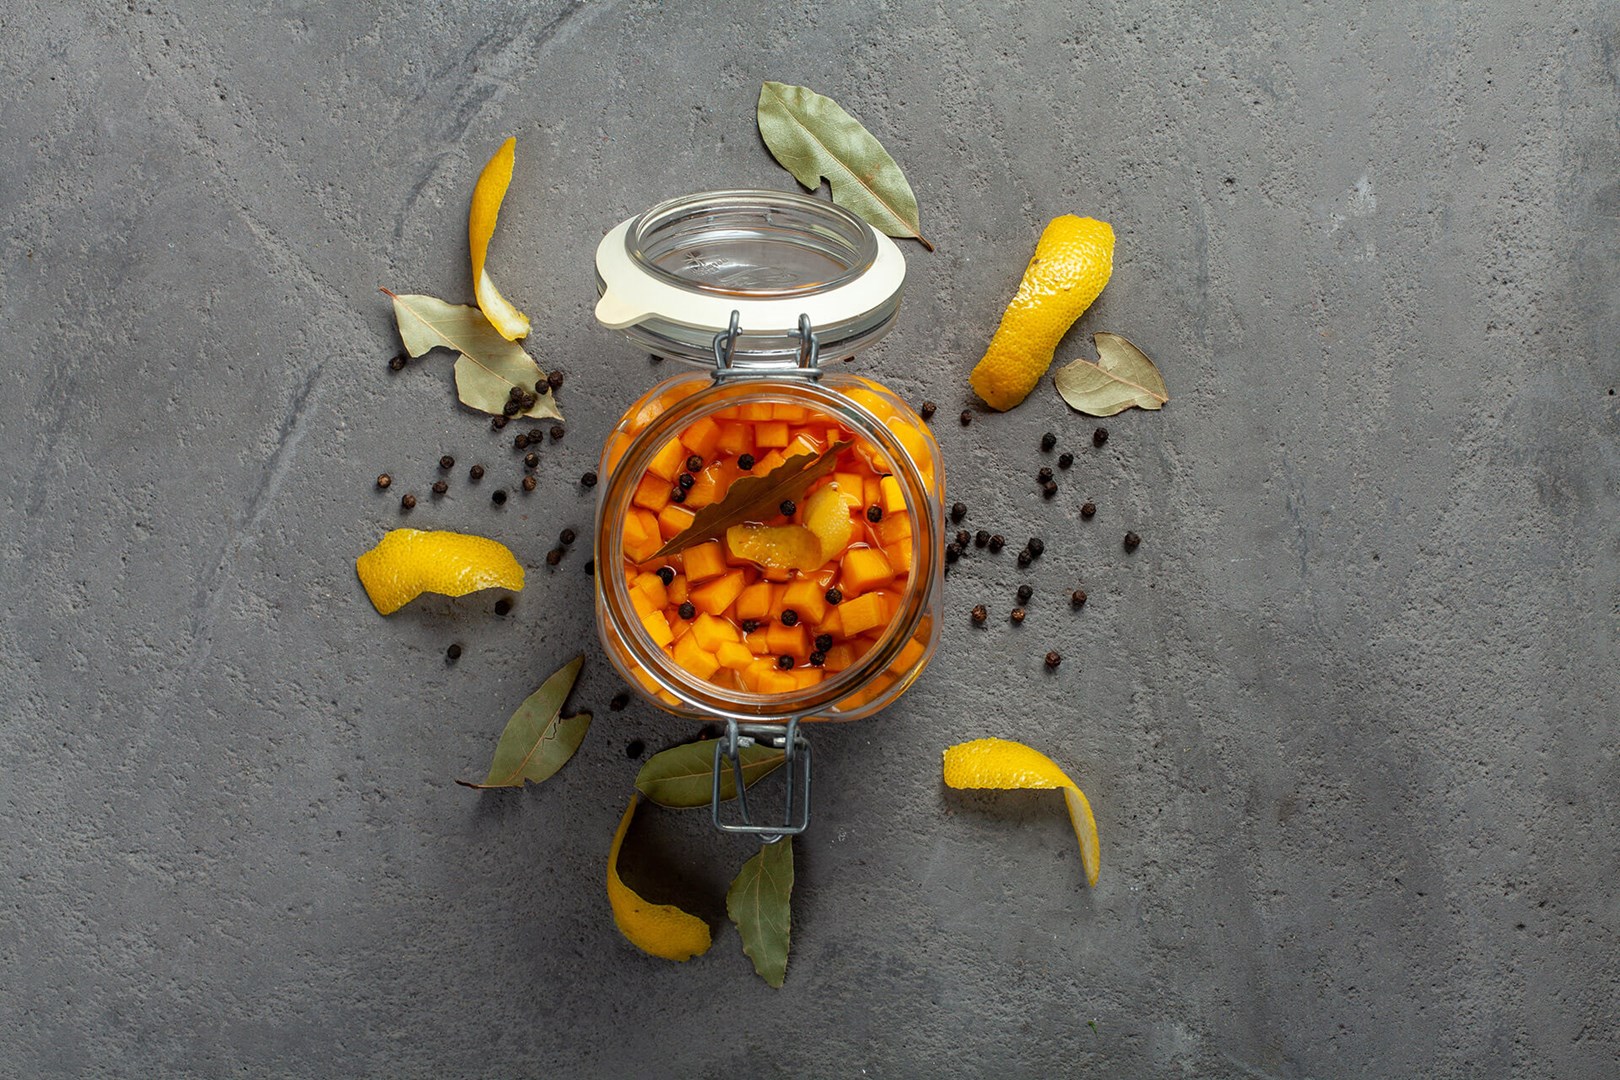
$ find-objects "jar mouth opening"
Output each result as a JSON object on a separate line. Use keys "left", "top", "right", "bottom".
{"left": 626, "top": 189, "right": 879, "bottom": 300}
{"left": 596, "top": 377, "right": 941, "bottom": 722}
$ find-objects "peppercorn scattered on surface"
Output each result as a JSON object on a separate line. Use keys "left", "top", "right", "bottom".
{"left": 613, "top": 390, "right": 923, "bottom": 697}
{"left": 355, "top": 528, "right": 524, "bottom": 615}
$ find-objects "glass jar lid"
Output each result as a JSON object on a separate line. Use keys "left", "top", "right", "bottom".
{"left": 595, "top": 189, "right": 906, "bottom": 365}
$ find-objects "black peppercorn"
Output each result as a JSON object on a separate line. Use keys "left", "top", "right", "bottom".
{"left": 677, "top": 472, "right": 695, "bottom": 489}
{"left": 502, "top": 400, "right": 520, "bottom": 416}
{"left": 583, "top": 559, "right": 595, "bottom": 575}
{"left": 545, "top": 548, "right": 563, "bottom": 566}
{"left": 514, "top": 433, "right": 529, "bottom": 450}
{"left": 1016, "top": 550, "right": 1032, "bottom": 567}
{"left": 1124, "top": 531, "right": 1141, "bottom": 552}
{"left": 1042, "top": 480, "right": 1058, "bottom": 498}
{"left": 971, "top": 604, "right": 988, "bottom": 625}
{"left": 670, "top": 487, "right": 687, "bottom": 504}
{"left": 779, "top": 499, "right": 796, "bottom": 516}
{"left": 1010, "top": 607, "right": 1026, "bottom": 624}
{"left": 439, "top": 455, "right": 455, "bottom": 471}
{"left": 814, "top": 633, "right": 834, "bottom": 652}
{"left": 610, "top": 692, "right": 630, "bottom": 711}
{"left": 988, "top": 534, "right": 1005, "bottom": 552}
{"left": 400, "top": 493, "right": 416, "bottom": 510}
{"left": 686, "top": 455, "right": 703, "bottom": 473}
{"left": 581, "top": 471, "right": 598, "bottom": 488}
{"left": 656, "top": 566, "right": 675, "bottom": 586}
{"left": 492, "top": 415, "right": 509, "bottom": 431}
{"left": 780, "top": 610, "right": 799, "bottom": 627}
{"left": 530, "top": 428, "right": 547, "bottom": 446}
{"left": 550, "top": 424, "right": 565, "bottom": 442}
{"left": 1027, "top": 538, "right": 1045, "bottom": 557}
{"left": 947, "top": 543, "right": 963, "bottom": 563}
{"left": 525, "top": 451, "right": 539, "bottom": 468}
{"left": 1093, "top": 427, "right": 1109, "bottom": 447}
{"left": 495, "top": 597, "right": 513, "bottom": 616}
{"left": 1040, "top": 432, "right": 1057, "bottom": 451}
{"left": 824, "top": 588, "right": 843, "bottom": 605}
{"left": 959, "top": 409, "right": 972, "bottom": 425}
{"left": 492, "top": 489, "right": 507, "bottom": 505}
{"left": 469, "top": 464, "right": 486, "bottom": 481}
{"left": 956, "top": 529, "right": 971, "bottom": 547}
{"left": 508, "top": 386, "right": 523, "bottom": 402}
{"left": 388, "top": 353, "right": 407, "bottom": 371}
{"left": 1071, "top": 588, "right": 1088, "bottom": 607}
{"left": 548, "top": 370, "right": 565, "bottom": 390}
{"left": 920, "top": 400, "right": 937, "bottom": 420}
{"left": 1081, "top": 501, "right": 1097, "bottom": 519}
{"left": 1058, "top": 452, "right": 1074, "bottom": 469}
{"left": 867, "top": 505, "right": 883, "bottom": 522}
{"left": 446, "top": 643, "right": 463, "bottom": 661}
{"left": 1045, "top": 650, "right": 1062, "bottom": 669}
{"left": 951, "top": 502, "right": 967, "bottom": 523}
{"left": 737, "top": 453, "right": 756, "bottom": 471}
{"left": 625, "top": 738, "right": 644, "bottom": 758}
{"left": 678, "top": 602, "right": 696, "bottom": 621}
{"left": 974, "top": 530, "right": 989, "bottom": 548}
{"left": 560, "top": 528, "right": 576, "bottom": 546}
{"left": 1038, "top": 466, "right": 1054, "bottom": 483}
{"left": 521, "top": 475, "right": 537, "bottom": 492}
{"left": 431, "top": 479, "right": 448, "bottom": 496}
{"left": 808, "top": 651, "right": 826, "bottom": 668}
{"left": 741, "top": 619, "right": 760, "bottom": 633}
{"left": 520, "top": 392, "right": 537, "bottom": 410}
{"left": 534, "top": 380, "right": 547, "bottom": 395}
{"left": 1017, "top": 584, "right": 1033, "bottom": 603}
{"left": 376, "top": 473, "right": 392, "bottom": 490}
{"left": 777, "top": 655, "right": 794, "bottom": 670}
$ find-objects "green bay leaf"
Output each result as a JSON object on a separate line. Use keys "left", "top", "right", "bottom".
{"left": 756, "top": 81, "right": 933, "bottom": 251}
{"left": 727, "top": 839, "right": 794, "bottom": 988}
{"left": 634, "top": 739, "right": 787, "bottom": 809}
{"left": 1053, "top": 332, "right": 1170, "bottom": 417}
{"left": 383, "top": 290, "right": 561, "bottom": 420}
{"left": 458, "top": 656, "right": 589, "bottom": 789}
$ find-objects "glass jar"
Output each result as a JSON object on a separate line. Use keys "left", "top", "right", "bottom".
{"left": 591, "top": 190, "right": 943, "bottom": 831}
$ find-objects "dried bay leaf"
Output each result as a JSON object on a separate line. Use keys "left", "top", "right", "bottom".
{"left": 652, "top": 441, "right": 851, "bottom": 560}
{"left": 1053, "top": 332, "right": 1169, "bottom": 417}
{"left": 383, "top": 290, "right": 562, "bottom": 420}
{"left": 635, "top": 739, "right": 787, "bottom": 809}
{"left": 757, "top": 81, "right": 933, "bottom": 251}
{"left": 458, "top": 656, "right": 589, "bottom": 789}
{"left": 727, "top": 839, "right": 794, "bottom": 988}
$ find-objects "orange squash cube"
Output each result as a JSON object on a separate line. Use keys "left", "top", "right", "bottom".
{"left": 657, "top": 503, "right": 696, "bottom": 541}
{"left": 840, "top": 547, "right": 894, "bottom": 596}
{"left": 790, "top": 668, "right": 824, "bottom": 690}
{"left": 633, "top": 571, "right": 669, "bottom": 609}
{"left": 744, "top": 629, "right": 772, "bottom": 655}
{"left": 631, "top": 471, "right": 672, "bottom": 513}
{"left": 734, "top": 581, "right": 774, "bottom": 622}
{"left": 680, "top": 415, "right": 722, "bottom": 461}
{"left": 883, "top": 540, "right": 914, "bottom": 575}
{"left": 879, "top": 475, "right": 907, "bottom": 514}
{"left": 623, "top": 508, "right": 662, "bottom": 563}
{"left": 787, "top": 432, "right": 822, "bottom": 460}
{"left": 872, "top": 510, "right": 913, "bottom": 547}
{"left": 640, "top": 610, "right": 675, "bottom": 648}
{"left": 823, "top": 643, "right": 858, "bottom": 671}
{"left": 757, "top": 670, "right": 798, "bottom": 694}
{"left": 604, "top": 430, "right": 634, "bottom": 478}
{"left": 781, "top": 579, "right": 828, "bottom": 624}
{"left": 754, "top": 421, "right": 790, "bottom": 448}
{"left": 673, "top": 633, "right": 720, "bottom": 680}
{"left": 772, "top": 403, "right": 809, "bottom": 422}
{"left": 815, "top": 607, "right": 844, "bottom": 639}
{"left": 754, "top": 450, "right": 788, "bottom": 474}
{"left": 647, "top": 437, "right": 688, "bottom": 482}
{"left": 834, "top": 472, "right": 866, "bottom": 510}
{"left": 890, "top": 637, "right": 928, "bottom": 674}
{"left": 839, "top": 592, "right": 887, "bottom": 636}
{"left": 690, "top": 568, "right": 746, "bottom": 617}
{"left": 716, "top": 640, "right": 755, "bottom": 671}
{"left": 683, "top": 540, "right": 727, "bottom": 584}
{"left": 629, "top": 586, "right": 658, "bottom": 619}
{"left": 766, "top": 621, "right": 810, "bottom": 657}
{"left": 692, "top": 611, "right": 740, "bottom": 651}
{"left": 739, "top": 402, "right": 775, "bottom": 422}
{"left": 715, "top": 422, "right": 753, "bottom": 457}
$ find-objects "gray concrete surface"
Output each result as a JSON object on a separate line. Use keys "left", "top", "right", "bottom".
{"left": 3, "top": 1, "right": 1617, "bottom": 1076}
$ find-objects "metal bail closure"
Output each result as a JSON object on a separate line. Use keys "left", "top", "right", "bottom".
{"left": 712, "top": 311, "right": 823, "bottom": 381}
{"left": 711, "top": 717, "right": 812, "bottom": 841}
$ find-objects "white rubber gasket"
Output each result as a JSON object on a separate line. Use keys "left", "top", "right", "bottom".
{"left": 594, "top": 216, "right": 906, "bottom": 333}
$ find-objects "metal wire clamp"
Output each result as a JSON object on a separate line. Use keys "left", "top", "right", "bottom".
{"left": 711, "top": 717, "right": 812, "bottom": 841}
{"left": 711, "top": 311, "right": 823, "bottom": 380}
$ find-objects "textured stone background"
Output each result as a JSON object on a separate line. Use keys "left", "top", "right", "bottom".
{"left": 3, "top": 2, "right": 1617, "bottom": 1077}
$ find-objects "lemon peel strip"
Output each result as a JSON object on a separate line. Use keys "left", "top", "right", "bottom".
{"left": 469, "top": 137, "right": 531, "bottom": 341}
{"left": 355, "top": 528, "right": 524, "bottom": 616}
{"left": 942, "top": 737, "right": 1101, "bottom": 887}
{"left": 607, "top": 795, "right": 712, "bottom": 962}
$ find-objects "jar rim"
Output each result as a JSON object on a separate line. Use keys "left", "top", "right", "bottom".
{"left": 594, "top": 375, "right": 942, "bottom": 722}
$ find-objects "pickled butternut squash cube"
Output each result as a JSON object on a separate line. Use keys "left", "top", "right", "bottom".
{"left": 834, "top": 472, "right": 866, "bottom": 510}
{"left": 744, "top": 629, "right": 772, "bottom": 655}
{"left": 754, "top": 421, "right": 790, "bottom": 448}
{"left": 781, "top": 579, "right": 828, "bottom": 625}
{"left": 629, "top": 586, "right": 659, "bottom": 619}
{"left": 756, "top": 669, "right": 798, "bottom": 694}
{"left": 689, "top": 568, "right": 746, "bottom": 617}
{"left": 890, "top": 636, "right": 928, "bottom": 675}
{"left": 691, "top": 612, "right": 739, "bottom": 651}
{"left": 879, "top": 475, "right": 907, "bottom": 514}
{"left": 647, "top": 437, "right": 688, "bottom": 482}
{"left": 739, "top": 402, "right": 775, "bottom": 422}
{"left": 815, "top": 607, "right": 844, "bottom": 639}
{"left": 623, "top": 508, "right": 661, "bottom": 563}
{"left": 882, "top": 540, "right": 914, "bottom": 575}
{"left": 839, "top": 592, "right": 887, "bottom": 636}
{"left": 633, "top": 571, "right": 669, "bottom": 609}
{"left": 632, "top": 472, "right": 672, "bottom": 513}
{"left": 766, "top": 621, "right": 809, "bottom": 657}
{"left": 715, "top": 421, "right": 753, "bottom": 456}
{"left": 683, "top": 540, "right": 727, "bottom": 584}
{"left": 772, "top": 403, "right": 809, "bottom": 422}
{"left": 656, "top": 504, "right": 695, "bottom": 540}
{"left": 716, "top": 640, "right": 755, "bottom": 671}
{"left": 734, "top": 581, "right": 774, "bottom": 622}
{"left": 667, "top": 573, "right": 690, "bottom": 605}
{"left": 840, "top": 547, "right": 894, "bottom": 596}
{"left": 680, "top": 415, "right": 721, "bottom": 461}
{"left": 673, "top": 633, "right": 720, "bottom": 680}
{"left": 640, "top": 610, "right": 675, "bottom": 648}
{"left": 872, "top": 510, "right": 913, "bottom": 547}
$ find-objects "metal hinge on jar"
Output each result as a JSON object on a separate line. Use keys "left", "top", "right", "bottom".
{"left": 711, "top": 716, "right": 811, "bottom": 840}
{"left": 711, "top": 311, "right": 823, "bottom": 382}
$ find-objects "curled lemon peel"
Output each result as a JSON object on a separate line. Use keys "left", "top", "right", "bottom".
{"left": 607, "top": 795, "right": 713, "bottom": 962}
{"left": 969, "top": 215, "right": 1114, "bottom": 411}
{"left": 942, "top": 737, "right": 1100, "bottom": 887}
{"left": 354, "top": 528, "right": 524, "bottom": 615}
{"left": 470, "top": 136, "right": 531, "bottom": 341}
